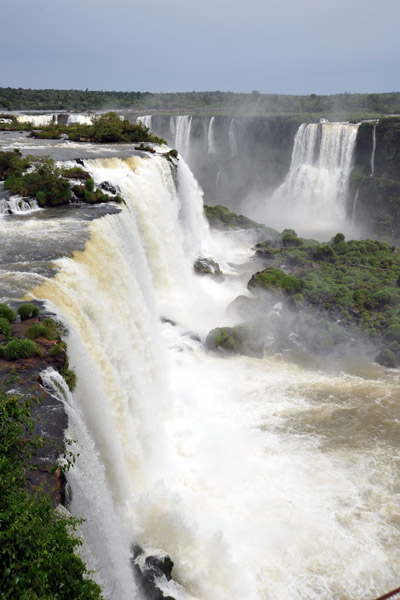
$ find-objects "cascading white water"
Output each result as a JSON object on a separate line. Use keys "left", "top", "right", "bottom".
{"left": 370, "top": 123, "right": 377, "bottom": 176}
{"left": 229, "top": 118, "right": 238, "bottom": 156}
{"left": 24, "top": 152, "right": 400, "bottom": 600}
{"left": 0, "top": 196, "right": 40, "bottom": 216}
{"left": 136, "top": 115, "right": 152, "bottom": 129}
{"left": 207, "top": 116, "right": 217, "bottom": 154}
{"left": 171, "top": 116, "right": 193, "bottom": 160}
{"left": 17, "top": 114, "right": 55, "bottom": 127}
{"left": 264, "top": 121, "right": 360, "bottom": 237}
{"left": 66, "top": 114, "right": 94, "bottom": 125}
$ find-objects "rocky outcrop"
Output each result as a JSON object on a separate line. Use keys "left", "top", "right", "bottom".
{"left": 194, "top": 257, "right": 223, "bottom": 279}
{"left": 131, "top": 545, "right": 177, "bottom": 600}
{"left": 0, "top": 301, "right": 70, "bottom": 506}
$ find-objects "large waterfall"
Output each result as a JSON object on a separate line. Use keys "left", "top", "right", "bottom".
{"left": 0, "top": 123, "right": 399, "bottom": 600}
{"left": 260, "top": 121, "right": 360, "bottom": 237}
{"left": 7, "top": 151, "right": 393, "bottom": 600}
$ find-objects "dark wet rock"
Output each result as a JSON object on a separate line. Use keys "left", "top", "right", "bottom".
{"left": 56, "top": 113, "right": 70, "bottom": 125}
{"left": 99, "top": 181, "right": 119, "bottom": 195}
{"left": 161, "top": 317, "right": 176, "bottom": 326}
{"left": 183, "top": 330, "right": 201, "bottom": 342}
{"left": 131, "top": 545, "right": 176, "bottom": 600}
{"left": 194, "top": 257, "right": 223, "bottom": 279}
{"left": 74, "top": 158, "right": 85, "bottom": 166}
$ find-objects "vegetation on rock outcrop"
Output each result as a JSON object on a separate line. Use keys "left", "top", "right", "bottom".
{"left": 206, "top": 228, "right": 400, "bottom": 367}
{"left": 0, "top": 150, "right": 124, "bottom": 208}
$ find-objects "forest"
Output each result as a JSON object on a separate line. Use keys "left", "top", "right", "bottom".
{"left": 0, "top": 87, "right": 400, "bottom": 117}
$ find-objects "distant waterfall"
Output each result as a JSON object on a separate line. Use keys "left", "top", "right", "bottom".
{"left": 136, "top": 115, "right": 152, "bottom": 129}
{"left": 370, "top": 123, "right": 377, "bottom": 176}
{"left": 170, "top": 115, "right": 192, "bottom": 158}
{"left": 207, "top": 116, "right": 217, "bottom": 154}
{"left": 267, "top": 121, "right": 360, "bottom": 236}
{"left": 229, "top": 118, "right": 238, "bottom": 155}
{"left": 66, "top": 114, "right": 94, "bottom": 125}
{"left": 17, "top": 114, "right": 55, "bottom": 127}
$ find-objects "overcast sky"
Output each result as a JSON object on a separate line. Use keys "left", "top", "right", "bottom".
{"left": 1, "top": 0, "right": 399, "bottom": 94}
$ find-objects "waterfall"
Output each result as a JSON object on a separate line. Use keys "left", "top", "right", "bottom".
{"left": 16, "top": 150, "right": 398, "bottom": 600}
{"left": 136, "top": 115, "right": 152, "bottom": 129}
{"left": 29, "top": 154, "right": 209, "bottom": 598}
{"left": 0, "top": 196, "right": 40, "bottom": 216}
{"left": 66, "top": 114, "right": 94, "bottom": 125}
{"left": 171, "top": 115, "right": 193, "bottom": 159}
{"left": 351, "top": 188, "right": 360, "bottom": 224}
{"left": 229, "top": 118, "right": 238, "bottom": 155}
{"left": 17, "top": 114, "right": 55, "bottom": 127}
{"left": 207, "top": 116, "right": 217, "bottom": 154}
{"left": 266, "top": 121, "right": 360, "bottom": 236}
{"left": 370, "top": 123, "right": 377, "bottom": 177}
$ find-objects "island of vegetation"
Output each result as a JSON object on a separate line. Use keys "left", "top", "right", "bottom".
{"left": 204, "top": 206, "right": 400, "bottom": 368}
{"left": 0, "top": 111, "right": 166, "bottom": 144}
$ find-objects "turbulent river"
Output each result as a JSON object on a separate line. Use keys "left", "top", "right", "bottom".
{"left": 0, "top": 130, "right": 399, "bottom": 600}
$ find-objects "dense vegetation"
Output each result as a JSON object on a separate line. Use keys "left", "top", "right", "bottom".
{"left": 0, "top": 88, "right": 399, "bottom": 118}
{"left": 0, "top": 150, "right": 124, "bottom": 208}
{"left": 202, "top": 206, "right": 400, "bottom": 366}
{"left": 0, "top": 387, "right": 102, "bottom": 599}
{"left": 251, "top": 230, "right": 400, "bottom": 366}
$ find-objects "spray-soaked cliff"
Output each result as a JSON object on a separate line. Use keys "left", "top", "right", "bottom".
{"left": 350, "top": 117, "right": 400, "bottom": 241}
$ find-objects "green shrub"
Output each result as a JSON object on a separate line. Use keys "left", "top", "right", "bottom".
{"left": 35, "top": 190, "right": 46, "bottom": 206}
{"left": 85, "top": 177, "right": 94, "bottom": 192}
{"left": 4, "top": 339, "right": 42, "bottom": 360}
{"left": 50, "top": 342, "right": 67, "bottom": 356}
{"left": 0, "top": 317, "right": 12, "bottom": 338}
{"left": 42, "top": 317, "right": 57, "bottom": 329}
{"left": 0, "top": 346, "right": 5, "bottom": 359}
{"left": 248, "top": 267, "right": 302, "bottom": 295}
{"left": 0, "top": 303, "right": 16, "bottom": 323}
{"left": 386, "top": 324, "right": 400, "bottom": 342}
{"left": 17, "top": 303, "right": 40, "bottom": 320}
{"left": 63, "top": 368, "right": 77, "bottom": 391}
{"left": 25, "top": 323, "right": 56, "bottom": 341}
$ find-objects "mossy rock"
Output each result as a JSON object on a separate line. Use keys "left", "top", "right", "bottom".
{"left": 375, "top": 348, "right": 399, "bottom": 368}
{"left": 194, "top": 257, "right": 223, "bottom": 279}
{"left": 205, "top": 326, "right": 247, "bottom": 354}
{"left": 248, "top": 267, "right": 302, "bottom": 295}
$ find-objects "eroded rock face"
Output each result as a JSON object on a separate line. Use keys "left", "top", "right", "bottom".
{"left": 0, "top": 303, "right": 69, "bottom": 506}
